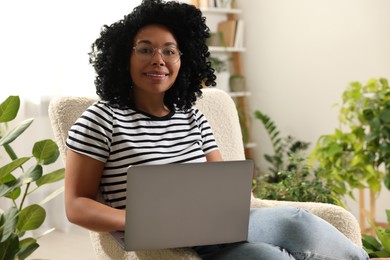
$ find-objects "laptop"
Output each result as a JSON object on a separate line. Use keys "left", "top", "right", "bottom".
{"left": 110, "top": 160, "right": 254, "bottom": 251}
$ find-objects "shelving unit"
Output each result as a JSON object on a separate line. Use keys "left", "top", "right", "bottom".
{"left": 199, "top": 7, "right": 242, "bottom": 14}
{"left": 228, "top": 91, "right": 251, "bottom": 97}
{"left": 208, "top": 46, "right": 246, "bottom": 52}
{"left": 194, "top": 0, "right": 255, "bottom": 159}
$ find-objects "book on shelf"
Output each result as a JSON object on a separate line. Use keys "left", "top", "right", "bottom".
{"left": 214, "top": 0, "right": 233, "bottom": 8}
{"left": 233, "top": 19, "right": 244, "bottom": 48}
{"left": 191, "top": 0, "right": 233, "bottom": 9}
{"left": 216, "top": 19, "right": 244, "bottom": 48}
{"left": 217, "top": 20, "right": 236, "bottom": 47}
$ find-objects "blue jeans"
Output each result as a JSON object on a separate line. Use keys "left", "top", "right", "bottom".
{"left": 193, "top": 206, "right": 369, "bottom": 260}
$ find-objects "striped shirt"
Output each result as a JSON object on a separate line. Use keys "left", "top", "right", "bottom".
{"left": 66, "top": 101, "right": 218, "bottom": 209}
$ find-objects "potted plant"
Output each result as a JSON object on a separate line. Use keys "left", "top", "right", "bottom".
{"left": 0, "top": 96, "right": 65, "bottom": 259}
{"left": 253, "top": 110, "right": 340, "bottom": 204}
{"left": 310, "top": 78, "right": 390, "bottom": 197}
{"left": 229, "top": 74, "right": 246, "bottom": 92}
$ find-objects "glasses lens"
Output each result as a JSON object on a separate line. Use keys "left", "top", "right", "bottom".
{"left": 134, "top": 43, "right": 154, "bottom": 61}
{"left": 161, "top": 47, "right": 180, "bottom": 63}
{"left": 133, "top": 43, "right": 181, "bottom": 63}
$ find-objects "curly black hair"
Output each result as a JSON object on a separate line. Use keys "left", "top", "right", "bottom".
{"left": 89, "top": 0, "right": 216, "bottom": 110}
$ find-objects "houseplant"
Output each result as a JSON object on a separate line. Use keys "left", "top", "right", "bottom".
{"left": 208, "top": 56, "right": 231, "bottom": 92}
{"left": 362, "top": 209, "right": 390, "bottom": 258}
{"left": 253, "top": 110, "right": 339, "bottom": 204}
{"left": 0, "top": 95, "right": 65, "bottom": 259}
{"left": 310, "top": 78, "right": 390, "bottom": 198}
{"left": 208, "top": 56, "right": 228, "bottom": 75}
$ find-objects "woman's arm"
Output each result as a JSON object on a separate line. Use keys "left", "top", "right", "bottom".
{"left": 205, "top": 149, "right": 223, "bottom": 162}
{"left": 65, "top": 150, "right": 125, "bottom": 232}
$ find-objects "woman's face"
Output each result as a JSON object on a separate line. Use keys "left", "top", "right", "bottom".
{"left": 130, "top": 24, "right": 181, "bottom": 96}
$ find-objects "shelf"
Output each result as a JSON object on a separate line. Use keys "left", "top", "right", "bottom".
{"left": 228, "top": 91, "right": 251, "bottom": 97}
{"left": 201, "top": 5, "right": 254, "bottom": 158}
{"left": 208, "top": 46, "right": 246, "bottom": 52}
{"left": 244, "top": 142, "right": 257, "bottom": 149}
{"left": 200, "top": 8, "right": 242, "bottom": 14}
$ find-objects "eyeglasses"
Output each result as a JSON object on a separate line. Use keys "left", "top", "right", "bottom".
{"left": 132, "top": 43, "right": 182, "bottom": 64}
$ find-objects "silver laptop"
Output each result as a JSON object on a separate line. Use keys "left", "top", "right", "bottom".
{"left": 111, "top": 160, "right": 254, "bottom": 251}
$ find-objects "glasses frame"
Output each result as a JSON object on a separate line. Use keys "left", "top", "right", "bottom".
{"left": 132, "top": 44, "right": 183, "bottom": 64}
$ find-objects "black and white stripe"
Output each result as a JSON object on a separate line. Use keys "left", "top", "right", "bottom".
{"left": 66, "top": 101, "right": 218, "bottom": 209}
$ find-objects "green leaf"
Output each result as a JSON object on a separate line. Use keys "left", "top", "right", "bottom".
{"left": 0, "top": 207, "right": 18, "bottom": 243}
{"left": 17, "top": 237, "right": 39, "bottom": 260}
{"left": 16, "top": 204, "right": 46, "bottom": 232}
{"left": 374, "top": 250, "right": 390, "bottom": 257}
{"left": 327, "top": 143, "right": 342, "bottom": 156}
{"left": 0, "top": 172, "right": 15, "bottom": 186}
{"left": 0, "top": 96, "right": 20, "bottom": 123}
{"left": 3, "top": 143, "right": 18, "bottom": 161}
{"left": 0, "top": 184, "right": 14, "bottom": 197}
{"left": 36, "top": 168, "right": 65, "bottom": 187}
{"left": 379, "top": 77, "right": 389, "bottom": 87}
{"left": 375, "top": 226, "right": 390, "bottom": 252}
{"left": 385, "top": 173, "right": 390, "bottom": 190}
{"left": 0, "top": 157, "right": 30, "bottom": 184}
{"left": 380, "top": 109, "right": 390, "bottom": 124}
{"left": 0, "top": 233, "right": 19, "bottom": 260}
{"left": 4, "top": 165, "right": 42, "bottom": 197}
{"left": 21, "top": 165, "right": 43, "bottom": 185}
{"left": 32, "top": 139, "right": 60, "bottom": 165}
{"left": 362, "top": 233, "right": 382, "bottom": 251}
{"left": 4, "top": 187, "right": 21, "bottom": 200}
{"left": 0, "top": 118, "right": 34, "bottom": 146}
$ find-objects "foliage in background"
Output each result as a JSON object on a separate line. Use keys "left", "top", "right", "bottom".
{"left": 208, "top": 56, "right": 229, "bottom": 74}
{"left": 253, "top": 110, "right": 340, "bottom": 204}
{"left": 310, "top": 78, "right": 390, "bottom": 199}
{"left": 254, "top": 111, "right": 310, "bottom": 182}
{"left": 0, "top": 96, "right": 65, "bottom": 259}
{"left": 362, "top": 209, "right": 390, "bottom": 258}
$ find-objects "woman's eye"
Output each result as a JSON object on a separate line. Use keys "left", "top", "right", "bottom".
{"left": 163, "top": 49, "right": 176, "bottom": 56}
{"left": 139, "top": 48, "right": 154, "bottom": 54}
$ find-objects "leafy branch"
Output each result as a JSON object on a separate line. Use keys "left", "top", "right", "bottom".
{"left": 0, "top": 96, "right": 65, "bottom": 259}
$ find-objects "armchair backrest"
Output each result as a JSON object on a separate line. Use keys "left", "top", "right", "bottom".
{"left": 48, "top": 88, "right": 245, "bottom": 164}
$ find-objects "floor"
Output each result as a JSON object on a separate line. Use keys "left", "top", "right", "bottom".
{"left": 28, "top": 224, "right": 96, "bottom": 260}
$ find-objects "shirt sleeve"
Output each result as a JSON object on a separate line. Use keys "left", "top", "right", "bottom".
{"left": 65, "top": 102, "right": 113, "bottom": 163}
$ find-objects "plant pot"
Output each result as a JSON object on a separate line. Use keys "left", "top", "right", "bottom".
{"left": 229, "top": 74, "right": 245, "bottom": 92}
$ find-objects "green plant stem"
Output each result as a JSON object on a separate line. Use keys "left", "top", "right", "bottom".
{"left": 12, "top": 198, "right": 18, "bottom": 208}
{"left": 19, "top": 182, "right": 31, "bottom": 211}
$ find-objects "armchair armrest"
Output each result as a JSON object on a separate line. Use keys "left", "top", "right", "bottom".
{"left": 89, "top": 232, "right": 201, "bottom": 260}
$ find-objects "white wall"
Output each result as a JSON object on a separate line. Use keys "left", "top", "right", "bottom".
{"left": 0, "top": 0, "right": 142, "bottom": 100}
{"left": 239, "top": 0, "right": 390, "bottom": 223}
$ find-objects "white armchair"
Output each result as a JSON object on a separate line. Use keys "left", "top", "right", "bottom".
{"left": 48, "top": 88, "right": 363, "bottom": 259}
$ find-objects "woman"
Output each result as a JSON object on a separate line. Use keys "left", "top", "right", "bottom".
{"left": 65, "top": 0, "right": 368, "bottom": 259}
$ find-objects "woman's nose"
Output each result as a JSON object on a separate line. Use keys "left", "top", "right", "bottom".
{"left": 151, "top": 49, "right": 165, "bottom": 65}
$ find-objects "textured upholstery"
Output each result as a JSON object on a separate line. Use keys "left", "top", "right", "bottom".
{"left": 48, "top": 88, "right": 363, "bottom": 259}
